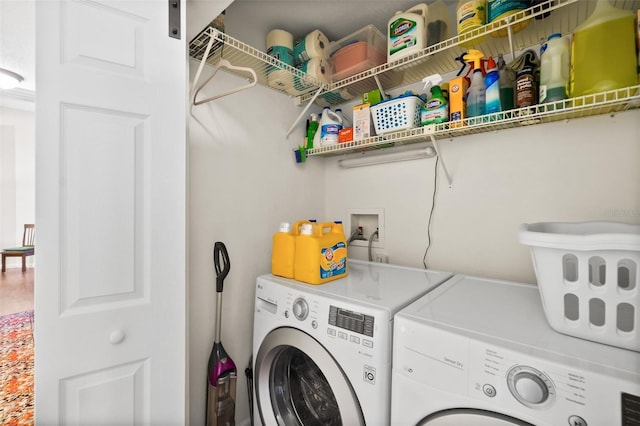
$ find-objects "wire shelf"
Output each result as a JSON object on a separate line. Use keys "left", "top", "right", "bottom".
{"left": 187, "top": 0, "right": 640, "bottom": 159}
{"left": 189, "top": 0, "right": 640, "bottom": 105}
{"left": 306, "top": 85, "right": 640, "bottom": 157}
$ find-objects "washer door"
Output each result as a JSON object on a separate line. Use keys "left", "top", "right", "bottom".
{"left": 418, "top": 409, "right": 534, "bottom": 425}
{"left": 255, "top": 327, "right": 365, "bottom": 426}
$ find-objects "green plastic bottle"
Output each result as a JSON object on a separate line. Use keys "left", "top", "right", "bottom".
{"left": 306, "top": 113, "right": 319, "bottom": 149}
{"left": 569, "top": 0, "right": 638, "bottom": 97}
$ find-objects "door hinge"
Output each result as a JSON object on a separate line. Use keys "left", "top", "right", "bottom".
{"left": 168, "top": 0, "right": 181, "bottom": 39}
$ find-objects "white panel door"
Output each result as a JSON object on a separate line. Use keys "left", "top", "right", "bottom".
{"left": 35, "top": 0, "right": 187, "bottom": 424}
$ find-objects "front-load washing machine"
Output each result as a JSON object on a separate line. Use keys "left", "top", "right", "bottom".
{"left": 252, "top": 259, "right": 452, "bottom": 426}
{"left": 391, "top": 274, "right": 640, "bottom": 425}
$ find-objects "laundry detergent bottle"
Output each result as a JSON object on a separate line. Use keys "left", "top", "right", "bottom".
{"left": 271, "top": 222, "right": 295, "bottom": 278}
{"left": 388, "top": 3, "right": 428, "bottom": 62}
{"left": 569, "top": 0, "right": 638, "bottom": 97}
{"left": 457, "top": 0, "right": 487, "bottom": 46}
{"left": 319, "top": 107, "right": 343, "bottom": 146}
{"left": 294, "top": 222, "right": 347, "bottom": 285}
{"left": 539, "top": 33, "right": 570, "bottom": 103}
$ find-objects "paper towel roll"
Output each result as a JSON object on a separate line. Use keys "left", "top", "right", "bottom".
{"left": 266, "top": 29, "right": 294, "bottom": 67}
{"left": 268, "top": 69, "right": 294, "bottom": 91}
{"left": 267, "top": 29, "right": 293, "bottom": 49}
{"left": 293, "top": 30, "right": 330, "bottom": 65}
{"left": 298, "top": 57, "right": 333, "bottom": 84}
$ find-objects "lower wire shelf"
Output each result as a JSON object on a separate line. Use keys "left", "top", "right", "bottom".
{"left": 306, "top": 85, "right": 640, "bottom": 158}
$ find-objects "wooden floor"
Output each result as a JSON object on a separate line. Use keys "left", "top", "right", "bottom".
{"left": 0, "top": 267, "right": 34, "bottom": 316}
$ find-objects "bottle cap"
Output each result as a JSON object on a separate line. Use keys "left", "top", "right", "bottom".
{"left": 301, "top": 224, "right": 313, "bottom": 235}
{"left": 547, "top": 33, "right": 561, "bottom": 40}
{"left": 279, "top": 222, "right": 291, "bottom": 232}
{"left": 486, "top": 57, "right": 497, "bottom": 72}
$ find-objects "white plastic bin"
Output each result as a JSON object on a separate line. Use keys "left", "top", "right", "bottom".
{"left": 370, "top": 94, "right": 424, "bottom": 134}
{"left": 519, "top": 221, "right": 640, "bottom": 351}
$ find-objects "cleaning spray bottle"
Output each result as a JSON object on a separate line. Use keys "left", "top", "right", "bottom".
{"left": 464, "top": 49, "right": 486, "bottom": 118}
{"left": 484, "top": 56, "right": 501, "bottom": 116}
{"left": 421, "top": 73, "right": 449, "bottom": 126}
{"left": 307, "top": 113, "right": 319, "bottom": 150}
{"left": 497, "top": 54, "right": 515, "bottom": 110}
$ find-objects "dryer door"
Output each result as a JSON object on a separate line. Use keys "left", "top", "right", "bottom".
{"left": 418, "top": 409, "right": 534, "bottom": 425}
{"left": 255, "top": 327, "right": 365, "bottom": 426}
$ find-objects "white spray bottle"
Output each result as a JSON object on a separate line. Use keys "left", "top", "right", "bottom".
{"left": 421, "top": 73, "right": 449, "bottom": 126}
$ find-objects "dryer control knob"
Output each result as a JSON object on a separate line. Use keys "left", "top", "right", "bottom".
{"left": 507, "top": 365, "right": 555, "bottom": 408}
{"left": 292, "top": 298, "right": 309, "bottom": 321}
{"left": 515, "top": 374, "right": 547, "bottom": 403}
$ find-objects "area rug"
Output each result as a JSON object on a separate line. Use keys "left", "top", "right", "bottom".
{"left": 0, "top": 310, "right": 34, "bottom": 425}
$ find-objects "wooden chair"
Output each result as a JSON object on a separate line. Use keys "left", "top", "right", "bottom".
{"left": 2, "top": 224, "right": 35, "bottom": 272}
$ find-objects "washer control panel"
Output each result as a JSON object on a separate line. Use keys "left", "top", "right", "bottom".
{"left": 328, "top": 305, "right": 374, "bottom": 337}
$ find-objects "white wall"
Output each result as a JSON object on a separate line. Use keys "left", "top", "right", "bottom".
{"left": 326, "top": 110, "right": 640, "bottom": 283}
{"left": 0, "top": 106, "right": 36, "bottom": 267}
{"left": 188, "top": 63, "right": 325, "bottom": 424}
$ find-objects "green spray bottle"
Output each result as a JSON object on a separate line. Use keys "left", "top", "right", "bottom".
{"left": 421, "top": 74, "right": 449, "bottom": 126}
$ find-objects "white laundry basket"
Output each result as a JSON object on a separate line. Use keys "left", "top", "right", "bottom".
{"left": 519, "top": 221, "right": 640, "bottom": 352}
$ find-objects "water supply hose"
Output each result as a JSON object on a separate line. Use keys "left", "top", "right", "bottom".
{"left": 368, "top": 229, "right": 379, "bottom": 261}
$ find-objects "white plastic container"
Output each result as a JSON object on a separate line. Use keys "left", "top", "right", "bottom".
{"left": 319, "top": 107, "right": 343, "bottom": 146}
{"left": 519, "top": 221, "right": 640, "bottom": 351}
{"left": 539, "top": 33, "right": 570, "bottom": 103}
{"left": 370, "top": 94, "right": 424, "bottom": 134}
{"left": 330, "top": 25, "right": 386, "bottom": 81}
{"left": 388, "top": 3, "right": 428, "bottom": 62}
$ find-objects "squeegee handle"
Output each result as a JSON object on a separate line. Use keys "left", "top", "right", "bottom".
{"left": 214, "top": 241, "right": 230, "bottom": 292}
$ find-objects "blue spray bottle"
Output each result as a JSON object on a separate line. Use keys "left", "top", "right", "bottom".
{"left": 484, "top": 56, "right": 501, "bottom": 116}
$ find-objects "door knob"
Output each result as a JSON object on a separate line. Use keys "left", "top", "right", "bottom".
{"left": 109, "top": 329, "right": 126, "bottom": 344}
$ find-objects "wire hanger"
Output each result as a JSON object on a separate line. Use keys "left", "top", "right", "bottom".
{"left": 190, "top": 28, "right": 257, "bottom": 105}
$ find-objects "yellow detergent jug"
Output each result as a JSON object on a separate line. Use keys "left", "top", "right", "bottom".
{"left": 294, "top": 221, "right": 348, "bottom": 285}
{"left": 569, "top": 0, "right": 638, "bottom": 97}
{"left": 457, "top": 0, "right": 487, "bottom": 47}
{"left": 271, "top": 222, "right": 296, "bottom": 278}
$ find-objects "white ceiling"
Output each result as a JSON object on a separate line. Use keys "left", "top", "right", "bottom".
{"left": 0, "top": 0, "right": 36, "bottom": 92}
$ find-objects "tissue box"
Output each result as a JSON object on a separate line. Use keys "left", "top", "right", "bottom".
{"left": 353, "top": 103, "right": 375, "bottom": 140}
{"left": 338, "top": 127, "right": 354, "bottom": 143}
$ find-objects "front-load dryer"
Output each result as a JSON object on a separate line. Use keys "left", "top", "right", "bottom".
{"left": 391, "top": 274, "right": 640, "bottom": 425}
{"left": 252, "top": 259, "right": 452, "bottom": 426}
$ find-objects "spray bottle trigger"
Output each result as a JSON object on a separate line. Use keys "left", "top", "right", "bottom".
{"left": 422, "top": 73, "right": 444, "bottom": 93}
{"left": 455, "top": 53, "right": 468, "bottom": 76}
